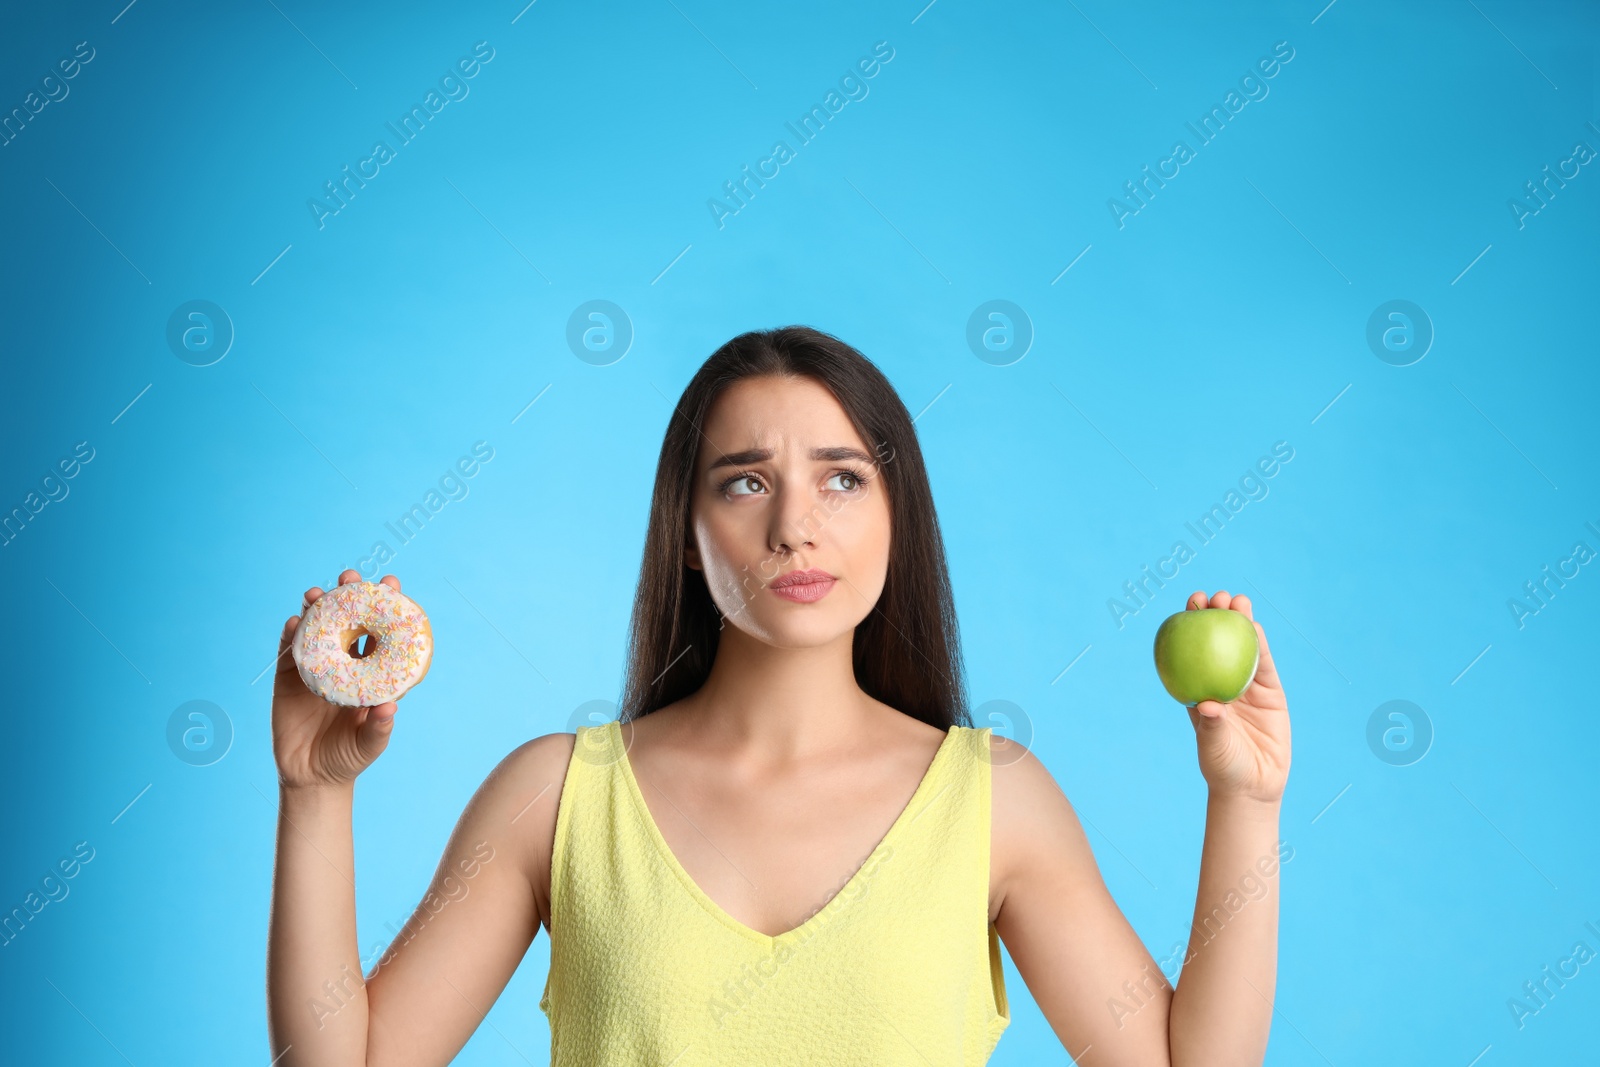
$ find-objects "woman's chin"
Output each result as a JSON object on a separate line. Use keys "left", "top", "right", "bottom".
{"left": 735, "top": 611, "right": 858, "bottom": 650}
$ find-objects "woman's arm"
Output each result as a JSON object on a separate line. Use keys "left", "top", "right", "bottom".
{"left": 267, "top": 778, "right": 363, "bottom": 1063}
{"left": 358, "top": 732, "right": 571, "bottom": 1066}
{"left": 266, "top": 570, "right": 571, "bottom": 1066}
{"left": 1167, "top": 590, "right": 1290, "bottom": 1065}
{"left": 1166, "top": 793, "right": 1282, "bottom": 1065}
{"left": 991, "top": 589, "right": 1290, "bottom": 1067}
{"left": 991, "top": 747, "right": 1174, "bottom": 1064}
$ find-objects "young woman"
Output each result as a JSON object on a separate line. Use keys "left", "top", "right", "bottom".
{"left": 266, "top": 326, "right": 1291, "bottom": 1066}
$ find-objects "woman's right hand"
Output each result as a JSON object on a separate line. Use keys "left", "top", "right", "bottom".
{"left": 271, "top": 568, "right": 402, "bottom": 790}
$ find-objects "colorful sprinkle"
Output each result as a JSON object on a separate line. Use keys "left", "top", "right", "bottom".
{"left": 291, "top": 581, "right": 432, "bottom": 707}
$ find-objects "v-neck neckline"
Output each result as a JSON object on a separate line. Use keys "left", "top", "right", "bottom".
{"left": 605, "top": 718, "right": 961, "bottom": 947}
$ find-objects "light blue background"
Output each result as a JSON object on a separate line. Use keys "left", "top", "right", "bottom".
{"left": 2, "top": 0, "right": 1596, "bottom": 1063}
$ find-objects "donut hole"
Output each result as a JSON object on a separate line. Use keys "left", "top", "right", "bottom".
{"left": 346, "top": 628, "right": 377, "bottom": 659}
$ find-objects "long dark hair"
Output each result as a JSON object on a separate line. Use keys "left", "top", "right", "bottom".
{"left": 617, "top": 325, "right": 971, "bottom": 731}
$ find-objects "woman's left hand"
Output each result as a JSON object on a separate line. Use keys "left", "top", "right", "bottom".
{"left": 1186, "top": 589, "right": 1291, "bottom": 804}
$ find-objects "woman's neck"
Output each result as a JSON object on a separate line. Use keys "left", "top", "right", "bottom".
{"left": 661, "top": 624, "right": 883, "bottom": 759}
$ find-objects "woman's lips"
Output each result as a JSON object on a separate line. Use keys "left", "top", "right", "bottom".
{"left": 769, "top": 571, "right": 837, "bottom": 603}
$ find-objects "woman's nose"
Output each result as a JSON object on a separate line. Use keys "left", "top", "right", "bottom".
{"left": 769, "top": 487, "right": 822, "bottom": 554}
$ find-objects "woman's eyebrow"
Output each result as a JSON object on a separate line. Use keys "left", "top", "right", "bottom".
{"left": 706, "top": 445, "right": 875, "bottom": 472}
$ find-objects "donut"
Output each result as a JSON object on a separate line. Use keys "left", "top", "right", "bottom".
{"left": 291, "top": 580, "right": 433, "bottom": 707}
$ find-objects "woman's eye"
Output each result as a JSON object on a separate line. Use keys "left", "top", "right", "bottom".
{"left": 722, "top": 470, "right": 865, "bottom": 495}
{"left": 826, "top": 471, "right": 863, "bottom": 492}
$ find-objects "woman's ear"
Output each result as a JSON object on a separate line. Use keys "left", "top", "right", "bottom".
{"left": 683, "top": 540, "right": 702, "bottom": 572}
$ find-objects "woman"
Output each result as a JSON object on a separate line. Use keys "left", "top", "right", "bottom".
{"left": 266, "top": 325, "right": 1292, "bottom": 1065}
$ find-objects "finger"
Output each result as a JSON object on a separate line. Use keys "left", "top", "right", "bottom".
{"left": 1231, "top": 594, "right": 1253, "bottom": 620}
{"left": 1187, "top": 590, "right": 1206, "bottom": 610}
{"left": 1193, "top": 698, "right": 1226, "bottom": 721}
{"left": 1209, "top": 589, "right": 1232, "bottom": 610}
{"left": 339, "top": 569, "right": 361, "bottom": 585}
{"left": 1248, "top": 618, "right": 1283, "bottom": 691}
{"left": 303, "top": 586, "right": 324, "bottom": 609}
{"left": 379, "top": 574, "right": 401, "bottom": 593}
{"left": 275, "top": 615, "right": 301, "bottom": 678}
{"left": 355, "top": 702, "right": 398, "bottom": 763}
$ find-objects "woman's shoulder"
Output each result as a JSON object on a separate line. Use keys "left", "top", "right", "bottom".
{"left": 472, "top": 730, "right": 580, "bottom": 932}
{"left": 981, "top": 728, "right": 1101, "bottom": 925}
{"left": 463, "top": 732, "right": 581, "bottom": 847}
{"left": 485, "top": 729, "right": 581, "bottom": 798}
{"left": 981, "top": 727, "right": 1076, "bottom": 830}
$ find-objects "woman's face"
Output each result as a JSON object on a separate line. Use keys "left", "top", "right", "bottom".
{"left": 686, "top": 375, "right": 892, "bottom": 648}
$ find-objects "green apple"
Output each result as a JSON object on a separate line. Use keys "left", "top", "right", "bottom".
{"left": 1152, "top": 608, "right": 1259, "bottom": 706}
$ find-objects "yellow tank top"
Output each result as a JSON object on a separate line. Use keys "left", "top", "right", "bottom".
{"left": 539, "top": 719, "right": 1011, "bottom": 1065}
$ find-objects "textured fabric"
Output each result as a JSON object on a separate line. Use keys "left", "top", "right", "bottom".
{"left": 539, "top": 719, "right": 1011, "bottom": 1065}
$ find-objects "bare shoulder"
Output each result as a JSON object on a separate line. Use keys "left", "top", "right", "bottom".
{"left": 984, "top": 731, "right": 1074, "bottom": 822}
{"left": 483, "top": 729, "right": 579, "bottom": 797}
{"left": 463, "top": 731, "right": 577, "bottom": 931}
{"left": 984, "top": 731, "right": 1099, "bottom": 919}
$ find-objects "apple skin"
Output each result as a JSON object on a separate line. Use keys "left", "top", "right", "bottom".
{"left": 1152, "top": 608, "right": 1260, "bottom": 706}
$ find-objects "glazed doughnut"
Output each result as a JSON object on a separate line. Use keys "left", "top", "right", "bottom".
{"left": 291, "top": 580, "right": 433, "bottom": 707}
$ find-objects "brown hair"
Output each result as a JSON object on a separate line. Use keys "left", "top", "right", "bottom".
{"left": 617, "top": 325, "right": 971, "bottom": 730}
